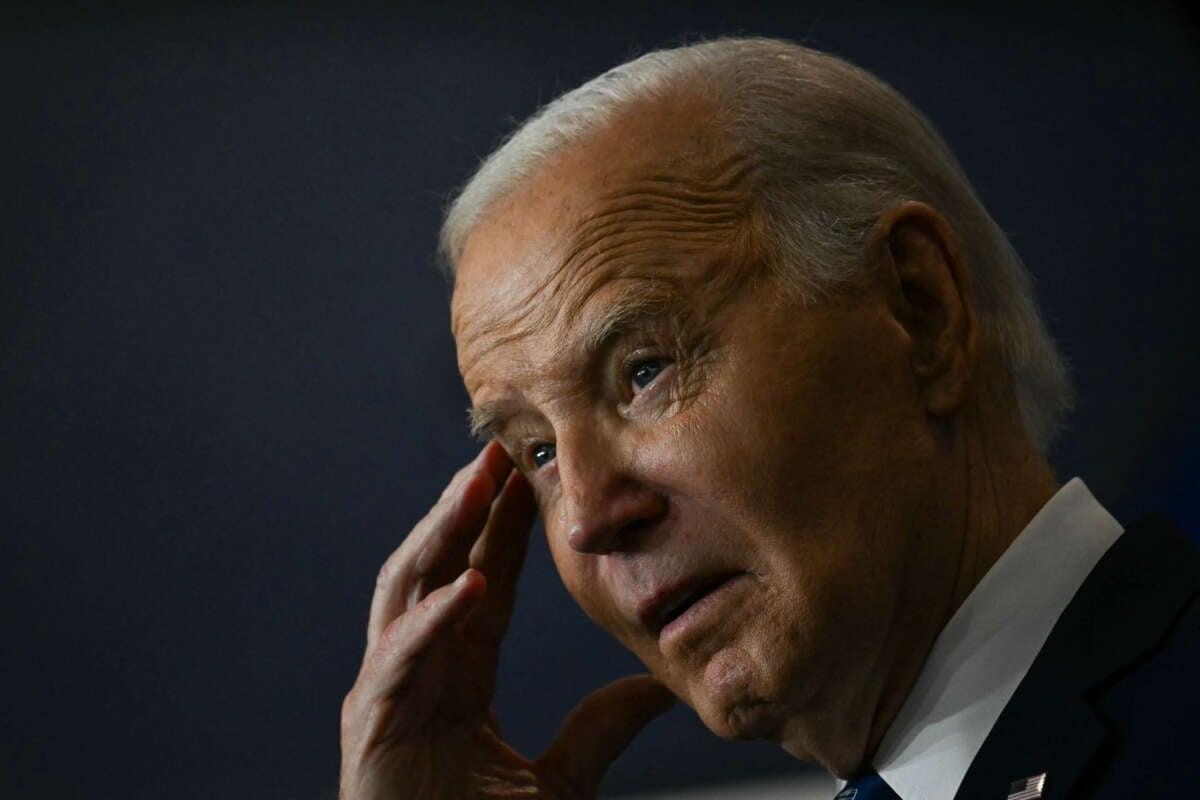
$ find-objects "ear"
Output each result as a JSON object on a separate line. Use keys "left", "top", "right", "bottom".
{"left": 868, "top": 201, "right": 980, "bottom": 417}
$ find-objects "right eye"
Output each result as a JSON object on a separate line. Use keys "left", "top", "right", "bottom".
{"left": 531, "top": 443, "right": 556, "bottom": 469}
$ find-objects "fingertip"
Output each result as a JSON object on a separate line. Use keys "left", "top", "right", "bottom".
{"left": 455, "top": 444, "right": 512, "bottom": 516}
{"left": 478, "top": 440, "right": 515, "bottom": 491}
{"left": 608, "top": 674, "right": 677, "bottom": 717}
{"left": 506, "top": 465, "right": 533, "bottom": 494}
{"left": 637, "top": 675, "right": 678, "bottom": 716}
{"left": 458, "top": 469, "right": 497, "bottom": 512}
{"left": 537, "top": 674, "right": 678, "bottom": 791}
{"left": 455, "top": 566, "right": 487, "bottom": 598}
{"left": 494, "top": 470, "right": 537, "bottom": 525}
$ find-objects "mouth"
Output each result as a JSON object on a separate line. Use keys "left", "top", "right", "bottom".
{"left": 638, "top": 572, "right": 742, "bottom": 638}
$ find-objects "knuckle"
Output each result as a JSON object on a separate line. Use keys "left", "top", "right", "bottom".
{"left": 341, "top": 688, "right": 359, "bottom": 722}
{"left": 414, "top": 587, "right": 446, "bottom": 616}
{"left": 377, "top": 617, "right": 403, "bottom": 649}
{"left": 374, "top": 560, "right": 395, "bottom": 593}
{"left": 375, "top": 551, "right": 418, "bottom": 598}
{"left": 377, "top": 612, "right": 416, "bottom": 653}
{"left": 374, "top": 592, "right": 451, "bottom": 654}
{"left": 341, "top": 687, "right": 367, "bottom": 734}
{"left": 340, "top": 689, "right": 392, "bottom": 746}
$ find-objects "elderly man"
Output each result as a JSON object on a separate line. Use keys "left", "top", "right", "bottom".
{"left": 339, "top": 39, "right": 1199, "bottom": 799}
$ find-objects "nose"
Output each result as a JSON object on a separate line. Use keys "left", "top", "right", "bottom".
{"left": 554, "top": 428, "right": 668, "bottom": 554}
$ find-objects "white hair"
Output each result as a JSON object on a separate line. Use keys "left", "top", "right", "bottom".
{"left": 440, "top": 37, "right": 1073, "bottom": 452}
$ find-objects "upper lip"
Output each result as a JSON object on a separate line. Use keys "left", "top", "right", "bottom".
{"left": 636, "top": 571, "right": 740, "bottom": 636}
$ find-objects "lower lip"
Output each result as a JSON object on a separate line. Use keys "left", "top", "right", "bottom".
{"left": 659, "top": 574, "right": 746, "bottom": 645}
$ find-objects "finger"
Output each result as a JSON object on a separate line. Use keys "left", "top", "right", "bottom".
{"left": 366, "top": 443, "right": 511, "bottom": 652}
{"left": 537, "top": 675, "right": 676, "bottom": 794}
{"left": 416, "top": 443, "right": 515, "bottom": 593}
{"left": 360, "top": 567, "right": 488, "bottom": 702}
{"left": 413, "top": 441, "right": 514, "bottom": 586}
{"left": 465, "top": 468, "right": 538, "bottom": 645}
{"left": 366, "top": 472, "right": 491, "bottom": 652}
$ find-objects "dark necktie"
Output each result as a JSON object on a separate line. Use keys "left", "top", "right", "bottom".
{"left": 833, "top": 771, "right": 901, "bottom": 800}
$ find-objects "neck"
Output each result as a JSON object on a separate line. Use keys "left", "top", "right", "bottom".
{"left": 817, "top": 398, "right": 1060, "bottom": 779}
{"left": 871, "top": 400, "right": 1059, "bottom": 770}
{"left": 948, "top": 400, "right": 1060, "bottom": 615}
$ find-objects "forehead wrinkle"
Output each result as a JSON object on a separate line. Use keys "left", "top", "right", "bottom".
{"left": 465, "top": 281, "right": 676, "bottom": 442}
{"left": 569, "top": 170, "right": 756, "bottom": 259}
{"left": 457, "top": 149, "right": 762, "bottom": 398}
{"left": 466, "top": 222, "right": 727, "bottom": 380}
{"left": 551, "top": 153, "right": 758, "bottom": 317}
{"left": 541, "top": 227, "right": 760, "bottom": 361}
{"left": 569, "top": 219, "right": 742, "bottom": 268}
{"left": 465, "top": 352, "right": 547, "bottom": 441}
{"left": 456, "top": 266, "right": 560, "bottom": 381}
{"left": 472, "top": 295, "right": 556, "bottom": 352}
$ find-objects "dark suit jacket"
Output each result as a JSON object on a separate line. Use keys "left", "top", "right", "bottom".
{"left": 955, "top": 514, "right": 1200, "bottom": 799}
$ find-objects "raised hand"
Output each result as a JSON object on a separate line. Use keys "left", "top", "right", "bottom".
{"left": 339, "top": 441, "right": 675, "bottom": 800}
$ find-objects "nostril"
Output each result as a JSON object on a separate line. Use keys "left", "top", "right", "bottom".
{"left": 567, "top": 520, "right": 626, "bottom": 554}
{"left": 565, "top": 490, "right": 668, "bottom": 554}
{"left": 566, "top": 523, "right": 598, "bottom": 553}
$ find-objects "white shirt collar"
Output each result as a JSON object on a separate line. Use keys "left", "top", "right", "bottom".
{"left": 869, "top": 478, "right": 1124, "bottom": 800}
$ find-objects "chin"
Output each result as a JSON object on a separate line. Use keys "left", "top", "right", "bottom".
{"left": 688, "top": 646, "right": 789, "bottom": 742}
{"left": 705, "top": 698, "right": 787, "bottom": 741}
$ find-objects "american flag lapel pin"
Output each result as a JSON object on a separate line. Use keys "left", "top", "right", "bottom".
{"left": 1006, "top": 773, "right": 1046, "bottom": 800}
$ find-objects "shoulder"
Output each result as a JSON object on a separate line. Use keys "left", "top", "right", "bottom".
{"left": 958, "top": 514, "right": 1200, "bottom": 799}
{"left": 1075, "top": 514, "right": 1200, "bottom": 797}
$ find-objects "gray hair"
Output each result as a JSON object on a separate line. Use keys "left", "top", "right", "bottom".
{"left": 440, "top": 37, "right": 1072, "bottom": 452}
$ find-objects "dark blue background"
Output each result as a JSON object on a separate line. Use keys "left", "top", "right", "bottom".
{"left": 3, "top": 3, "right": 1197, "bottom": 798}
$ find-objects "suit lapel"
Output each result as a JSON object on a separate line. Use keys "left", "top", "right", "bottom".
{"left": 954, "top": 514, "right": 1200, "bottom": 799}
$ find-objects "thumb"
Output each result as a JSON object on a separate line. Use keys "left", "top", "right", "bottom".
{"left": 537, "top": 675, "right": 676, "bottom": 796}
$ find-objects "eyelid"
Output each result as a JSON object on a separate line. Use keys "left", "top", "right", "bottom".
{"left": 620, "top": 343, "right": 670, "bottom": 371}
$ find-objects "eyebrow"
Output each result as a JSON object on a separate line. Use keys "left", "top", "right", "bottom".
{"left": 468, "top": 403, "right": 506, "bottom": 442}
{"left": 465, "top": 284, "right": 680, "bottom": 442}
{"left": 580, "top": 288, "right": 673, "bottom": 359}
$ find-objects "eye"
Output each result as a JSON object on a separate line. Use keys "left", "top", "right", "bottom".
{"left": 531, "top": 443, "right": 556, "bottom": 469}
{"left": 630, "top": 358, "right": 669, "bottom": 392}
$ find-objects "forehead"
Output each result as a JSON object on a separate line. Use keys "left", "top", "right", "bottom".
{"left": 451, "top": 96, "right": 759, "bottom": 389}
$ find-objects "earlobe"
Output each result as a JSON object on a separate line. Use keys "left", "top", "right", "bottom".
{"left": 870, "top": 202, "right": 979, "bottom": 417}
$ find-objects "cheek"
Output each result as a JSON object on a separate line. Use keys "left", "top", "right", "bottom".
{"left": 544, "top": 538, "right": 617, "bottom": 630}
{"left": 660, "top": 403, "right": 755, "bottom": 498}
{"left": 544, "top": 533, "right": 584, "bottom": 600}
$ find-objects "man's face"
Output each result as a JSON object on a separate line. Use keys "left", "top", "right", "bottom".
{"left": 451, "top": 106, "right": 958, "bottom": 762}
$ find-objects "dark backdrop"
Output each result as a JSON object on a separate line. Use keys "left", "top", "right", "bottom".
{"left": 3, "top": 3, "right": 1198, "bottom": 798}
